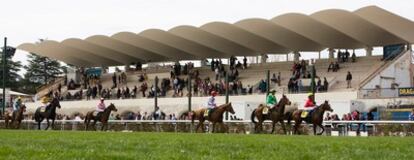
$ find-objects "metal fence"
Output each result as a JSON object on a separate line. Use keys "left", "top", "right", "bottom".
{"left": 2, "top": 120, "right": 414, "bottom": 136}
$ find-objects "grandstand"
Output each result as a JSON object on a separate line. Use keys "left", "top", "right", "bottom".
{"left": 14, "top": 6, "right": 414, "bottom": 120}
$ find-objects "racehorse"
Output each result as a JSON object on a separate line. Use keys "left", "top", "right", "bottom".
{"left": 34, "top": 97, "right": 61, "bottom": 130}
{"left": 84, "top": 103, "right": 118, "bottom": 131}
{"left": 250, "top": 95, "right": 291, "bottom": 134}
{"left": 4, "top": 104, "right": 27, "bottom": 129}
{"left": 290, "top": 100, "right": 333, "bottom": 135}
{"left": 190, "top": 103, "right": 235, "bottom": 133}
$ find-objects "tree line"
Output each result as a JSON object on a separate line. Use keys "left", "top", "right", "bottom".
{"left": 1, "top": 51, "right": 66, "bottom": 94}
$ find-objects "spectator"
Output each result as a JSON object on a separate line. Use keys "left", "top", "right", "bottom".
{"left": 112, "top": 73, "right": 117, "bottom": 88}
{"left": 277, "top": 72, "right": 281, "bottom": 86}
{"left": 323, "top": 77, "right": 329, "bottom": 92}
{"left": 271, "top": 73, "right": 277, "bottom": 84}
{"left": 140, "top": 82, "right": 148, "bottom": 97}
{"left": 258, "top": 80, "right": 267, "bottom": 93}
{"left": 351, "top": 52, "right": 356, "bottom": 62}
{"left": 327, "top": 62, "right": 334, "bottom": 72}
{"left": 243, "top": 56, "right": 247, "bottom": 69}
{"left": 334, "top": 62, "right": 340, "bottom": 72}
{"left": 346, "top": 71, "right": 352, "bottom": 88}
{"left": 409, "top": 109, "right": 414, "bottom": 121}
{"left": 316, "top": 78, "right": 322, "bottom": 92}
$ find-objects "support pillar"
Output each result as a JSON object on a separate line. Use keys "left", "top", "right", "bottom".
{"left": 225, "top": 73, "right": 229, "bottom": 120}
{"left": 328, "top": 48, "right": 335, "bottom": 60}
{"left": 124, "top": 64, "right": 130, "bottom": 72}
{"left": 286, "top": 53, "right": 289, "bottom": 61}
{"left": 293, "top": 51, "right": 300, "bottom": 62}
{"left": 366, "top": 46, "right": 373, "bottom": 57}
{"left": 318, "top": 51, "right": 321, "bottom": 59}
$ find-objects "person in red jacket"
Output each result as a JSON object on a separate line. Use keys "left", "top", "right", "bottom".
{"left": 304, "top": 93, "right": 316, "bottom": 110}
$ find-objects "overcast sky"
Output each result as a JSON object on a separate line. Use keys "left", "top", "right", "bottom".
{"left": 1, "top": 0, "right": 413, "bottom": 74}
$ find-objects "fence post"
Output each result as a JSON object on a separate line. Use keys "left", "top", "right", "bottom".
{"left": 225, "top": 73, "right": 229, "bottom": 120}
{"left": 154, "top": 76, "right": 159, "bottom": 111}
{"left": 188, "top": 76, "right": 192, "bottom": 112}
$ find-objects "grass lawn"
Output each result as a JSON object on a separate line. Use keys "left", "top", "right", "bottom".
{"left": 0, "top": 130, "right": 413, "bottom": 160}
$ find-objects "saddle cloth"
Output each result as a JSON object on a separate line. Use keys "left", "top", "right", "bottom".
{"left": 203, "top": 110, "right": 209, "bottom": 117}
{"left": 262, "top": 107, "right": 269, "bottom": 115}
{"left": 39, "top": 106, "right": 46, "bottom": 113}
{"left": 301, "top": 111, "right": 309, "bottom": 118}
{"left": 92, "top": 111, "right": 100, "bottom": 117}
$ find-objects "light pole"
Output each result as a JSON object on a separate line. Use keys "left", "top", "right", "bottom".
{"left": 2, "top": 37, "right": 6, "bottom": 114}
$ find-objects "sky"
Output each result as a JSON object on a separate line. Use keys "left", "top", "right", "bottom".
{"left": 1, "top": 0, "right": 413, "bottom": 75}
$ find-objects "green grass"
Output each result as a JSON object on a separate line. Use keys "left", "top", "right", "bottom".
{"left": 0, "top": 130, "right": 413, "bottom": 160}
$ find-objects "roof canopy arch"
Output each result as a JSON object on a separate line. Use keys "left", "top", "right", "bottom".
{"left": 169, "top": 25, "right": 256, "bottom": 56}
{"left": 234, "top": 18, "right": 324, "bottom": 51}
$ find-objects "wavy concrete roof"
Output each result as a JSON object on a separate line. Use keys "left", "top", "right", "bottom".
{"left": 17, "top": 6, "right": 414, "bottom": 67}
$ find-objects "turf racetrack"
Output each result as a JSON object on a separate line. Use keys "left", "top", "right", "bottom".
{"left": 0, "top": 130, "right": 412, "bottom": 159}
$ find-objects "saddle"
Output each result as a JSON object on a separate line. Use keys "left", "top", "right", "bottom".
{"left": 39, "top": 106, "right": 47, "bottom": 113}
{"left": 92, "top": 111, "right": 100, "bottom": 117}
{"left": 204, "top": 108, "right": 213, "bottom": 117}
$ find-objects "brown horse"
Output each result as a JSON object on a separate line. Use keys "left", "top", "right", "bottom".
{"left": 291, "top": 101, "right": 333, "bottom": 135}
{"left": 34, "top": 97, "right": 61, "bottom": 130}
{"left": 84, "top": 103, "right": 118, "bottom": 131}
{"left": 4, "top": 105, "right": 27, "bottom": 129}
{"left": 190, "top": 103, "right": 235, "bottom": 133}
{"left": 251, "top": 95, "right": 291, "bottom": 134}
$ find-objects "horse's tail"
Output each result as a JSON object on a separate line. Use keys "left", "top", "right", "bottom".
{"left": 251, "top": 109, "right": 257, "bottom": 124}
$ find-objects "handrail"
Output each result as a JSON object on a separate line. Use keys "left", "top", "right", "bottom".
{"left": 358, "top": 50, "right": 408, "bottom": 90}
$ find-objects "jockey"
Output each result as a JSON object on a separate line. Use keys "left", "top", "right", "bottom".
{"left": 206, "top": 91, "right": 218, "bottom": 117}
{"left": 266, "top": 90, "right": 277, "bottom": 108}
{"left": 13, "top": 96, "right": 22, "bottom": 111}
{"left": 304, "top": 93, "right": 316, "bottom": 111}
{"left": 40, "top": 96, "right": 50, "bottom": 108}
{"left": 96, "top": 98, "right": 106, "bottom": 113}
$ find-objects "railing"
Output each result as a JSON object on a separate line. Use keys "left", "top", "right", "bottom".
{"left": 358, "top": 88, "right": 399, "bottom": 99}
{"left": 2, "top": 120, "right": 414, "bottom": 136}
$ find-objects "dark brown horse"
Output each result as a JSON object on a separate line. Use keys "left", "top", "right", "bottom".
{"left": 34, "top": 97, "right": 61, "bottom": 130}
{"left": 4, "top": 105, "right": 27, "bottom": 129}
{"left": 251, "top": 95, "right": 291, "bottom": 134}
{"left": 190, "top": 103, "right": 235, "bottom": 133}
{"left": 291, "top": 101, "right": 333, "bottom": 135}
{"left": 84, "top": 103, "right": 118, "bottom": 131}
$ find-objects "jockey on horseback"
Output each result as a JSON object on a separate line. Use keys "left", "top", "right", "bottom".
{"left": 13, "top": 96, "right": 23, "bottom": 112}
{"left": 96, "top": 98, "right": 106, "bottom": 118}
{"left": 96, "top": 98, "right": 106, "bottom": 112}
{"left": 264, "top": 90, "right": 277, "bottom": 114}
{"left": 302, "top": 93, "right": 316, "bottom": 118}
{"left": 206, "top": 91, "right": 218, "bottom": 117}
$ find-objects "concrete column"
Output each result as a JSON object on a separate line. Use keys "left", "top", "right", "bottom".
{"left": 366, "top": 46, "right": 373, "bottom": 57}
{"left": 293, "top": 51, "right": 300, "bottom": 62}
{"left": 200, "top": 59, "right": 206, "bottom": 67}
{"left": 328, "top": 48, "right": 335, "bottom": 60}
{"left": 125, "top": 64, "right": 130, "bottom": 71}
{"left": 318, "top": 51, "right": 321, "bottom": 59}
{"left": 261, "top": 54, "right": 267, "bottom": 64}
{"left": 286, "top": 53, "right": 289, "bottom": 61}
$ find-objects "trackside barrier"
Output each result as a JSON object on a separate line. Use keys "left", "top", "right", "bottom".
{"left": 1, "top": 120, "right": 414, "bottom": 136}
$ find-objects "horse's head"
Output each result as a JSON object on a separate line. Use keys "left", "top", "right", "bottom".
{"left": 51, "top": 97, "right": 61, "bottom": 109}
{"left": 108, "top": 103, "right": 118, "bottom": 112}
{"left": 225, "top": 103, "right": 235, "bottom": 114}
{"left": 280, "top": 94, "right": 291, "bottom": 106}
{"left": 20, "top": 104, "right": 27, "bottom": 112}
{"left": 320, "top": 100, "right": 333, "bottom": 112}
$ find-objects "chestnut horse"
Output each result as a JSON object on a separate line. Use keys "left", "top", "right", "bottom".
{"left": 190, "top": 103, "right": 235, "bottom": 133}
{"left": 4, "top": 105, "right": 27, "bottom": 129}
{"left": 290, "top": 101, "right": 333, "bottom": 135}
{"left": 250, "top": 95, "right": 291, "bottom": 134}
{"left": 34, "top": 97, "right": 61, "bottom": 130}
{"left": 84, "top": 103, "right": 118, "bottom": 131}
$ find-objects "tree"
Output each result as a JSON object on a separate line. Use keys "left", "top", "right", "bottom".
{"left": 24, "top": 53, "right": 64, "bottom": 85}
{"left": 0, "top": 47, "right": 22, "bottom": 90}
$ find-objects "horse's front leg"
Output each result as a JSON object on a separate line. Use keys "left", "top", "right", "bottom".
{"left": 313, "top": 124, "right": 317, "bottom": 135}
{"left": 280, "top": 120, "right": 287, "bottom": 135}
{"left": 318, "top": 124, "right": 325, "bottom": 135}
{"left": 271, "top": 122, "right": 276, "bottom": 134}
{"left": 220, "top": 122, "right": 228, "bottom": 133}
{"left": 92, "top": 120, "right": 97, "bottom": 131}
{"left": 51, "top": 119, "right": 56, "bottom": 130}
{"left": 101, "top": 122, "right": 106, "bottom": 131}
{"left": 45, "top": 119, "right": 50, "bottom": 130}
{"left": 212, "top": 122, "right": 216, "bottom": 133}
